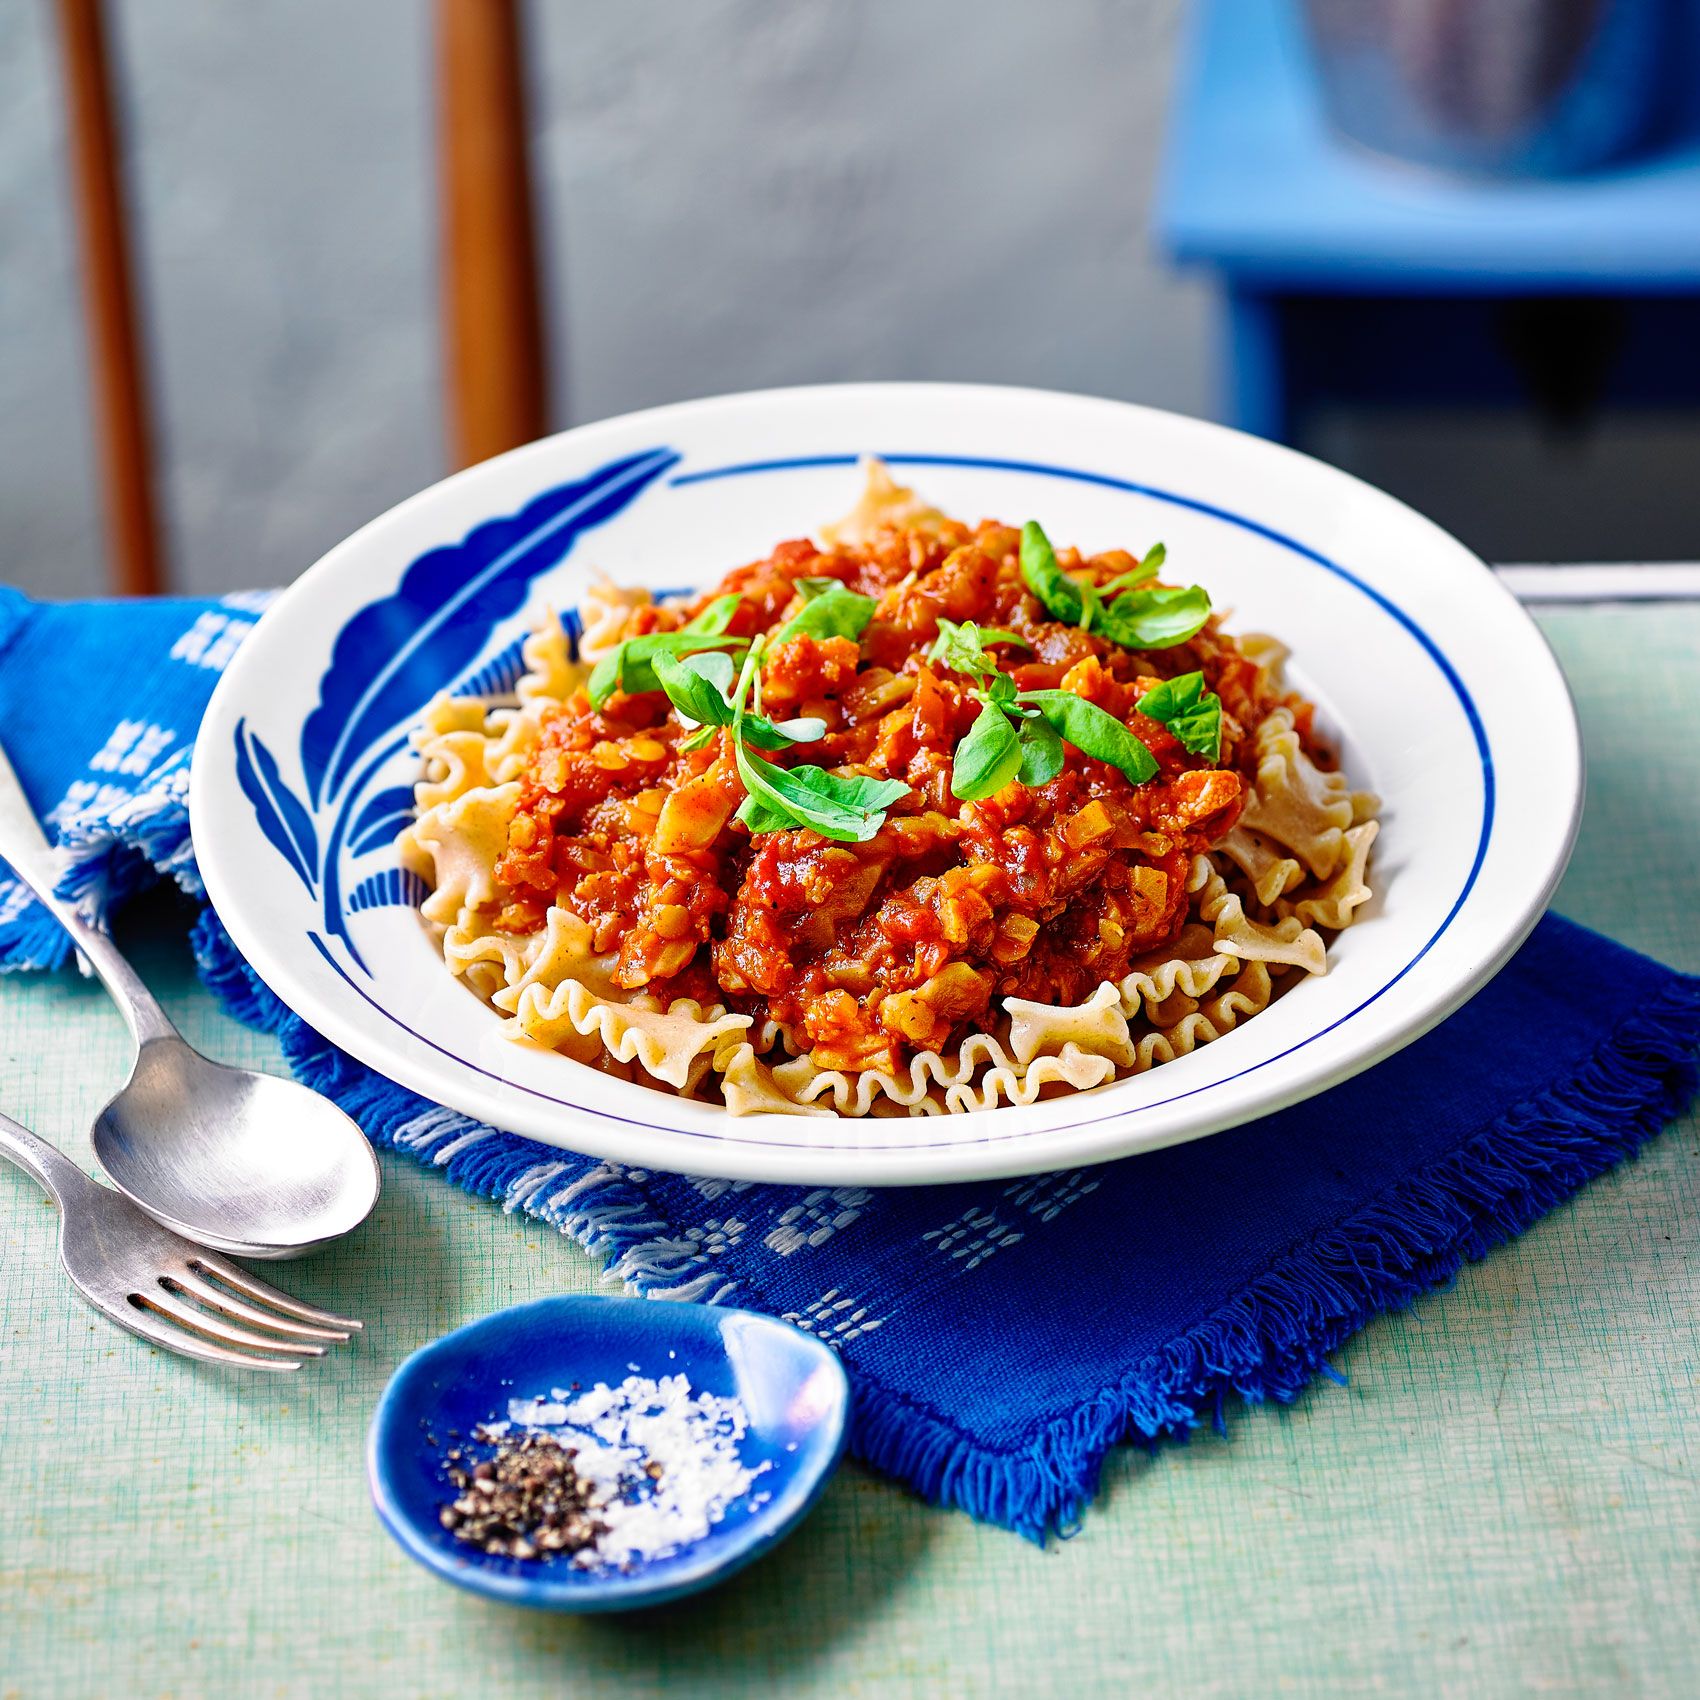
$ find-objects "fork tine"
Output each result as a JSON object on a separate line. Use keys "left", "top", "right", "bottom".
{"left": 138, "top": 1286, "right": 328, "bottom": 1358}
{"left": 164, "top": 1270, "right": 352, "bottom": 1344}
{"left": 99, "top": 1293, "right": 304, "bottom": 1373}
{"left": 187, "top": 1251, "right": 363, "bottom": 1332}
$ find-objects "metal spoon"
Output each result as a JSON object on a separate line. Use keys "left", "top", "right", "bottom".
{"left": 0, "top": 738, "right": 380, "bottom": 1259}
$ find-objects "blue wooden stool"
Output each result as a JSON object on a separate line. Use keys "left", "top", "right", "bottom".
{"left": 1156, "top": 0, "right": 1700, "bottom": 444}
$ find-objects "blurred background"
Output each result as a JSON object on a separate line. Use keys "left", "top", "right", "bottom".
{"left": 5, "top": 0, "right": 1698, "bottom": 602}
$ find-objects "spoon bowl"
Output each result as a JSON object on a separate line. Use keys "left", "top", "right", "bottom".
{"left": 368, "top": 1295, "right": 851, "bottom": 1611}
{"left": 0, "top": 735, "right": 379, "bottom": 1261}
{"left": 91, "top": 1038, "right": 381, "bottom": 1259}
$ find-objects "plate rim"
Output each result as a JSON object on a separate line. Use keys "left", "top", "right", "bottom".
{"left": 190, "top": 380, "right": 1584, "bottom": 1185}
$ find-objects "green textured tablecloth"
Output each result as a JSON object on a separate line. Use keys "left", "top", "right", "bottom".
{"left": 3, "top": 606, "right": 1698, "bottom": 1699}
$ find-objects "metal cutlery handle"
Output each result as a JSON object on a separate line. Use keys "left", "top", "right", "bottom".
{"left": 0, "top": 1109, "right": 94, "bottom": 1211}
{"left": 0, "top": 736, "right": 178, "bottom": 1047}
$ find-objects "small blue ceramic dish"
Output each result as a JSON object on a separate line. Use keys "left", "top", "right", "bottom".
{"left": 366, "top": 1294, "right": 850, "bottom": 1612}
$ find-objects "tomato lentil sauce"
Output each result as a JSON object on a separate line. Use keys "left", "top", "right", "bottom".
{"left": 493, "top": 517, "right": 1301, "bottom": 1075}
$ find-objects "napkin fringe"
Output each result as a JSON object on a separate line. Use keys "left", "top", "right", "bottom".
{"left": 59, "top": 759, "right": 200, "bottom": 914}
{"left": 0, "top": 750, "right": 198, "bottom": 976}
{"left": 854, "top": 978, "right": 1700, "bottom": 1541}
{"left": 0, "top": 904, "right": 80, "bottom": 977}
{"left": 190, "top": 905, "right": 1700, "bottom": 1543}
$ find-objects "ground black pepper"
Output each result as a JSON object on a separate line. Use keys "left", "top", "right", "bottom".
{"left": 437, "top": 1432, "right": 606, "bottom": 1561}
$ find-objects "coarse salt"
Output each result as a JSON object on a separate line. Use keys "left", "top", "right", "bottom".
{"left": 501, "top": 1371, "right": 770, "bottom": 1569}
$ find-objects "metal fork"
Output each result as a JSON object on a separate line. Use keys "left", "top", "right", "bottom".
{"left": 0, "top": 1109, "right": 361, "bottom": 1371}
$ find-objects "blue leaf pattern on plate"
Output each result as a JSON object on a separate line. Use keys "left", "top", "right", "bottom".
{"left": 298, "top": 447, "right": 678, "bottom": 808}
{"left": 252, "top": 734, "right": 320, "bottom": 876}
{"left": 233, "top": 719, "right": 317, "bottom": 896}
{"left": 347, "top": 868, "right": 428, "bottom": 913}
{"left": 348, "top": 785, "right": 417, "bottom": 858}
{"left": 450, "top": 635, "right": 530, "bottom": 699}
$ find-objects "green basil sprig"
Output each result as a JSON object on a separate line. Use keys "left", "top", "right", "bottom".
{"left": 660, "top": 640, "right": 904, "bottom": 842}
{"left": 650, "top": 650, "right": 826, "bottom": 753}
{"left": 1019, "top": 522, "right": 1207, "bottom": 650}
{"left": 1096, "top": 584, "right": 1213, "bottom": 651}
{"left": 951, "top": 698, "right": 1024, "bottom": 798}
{"left": 644, "top": 620, "right": 904, "bottom": 840}
{"left": 927, "top": 617, "right": 1030, "bottom": 678}
{"left": 1019, "top": 521, "right": 1089, "bottom": 626}
{"left": 587, "top": 593, "right": 747, "bottom": 708}
{"left": 770, "top": 578, "right": 878, "bottom": 646}
{"left": 1135, "top": 669, "right": 1222, "bottom": 761}
{"left": 930, "top": 623, "right": 1157, "bottom": 801}
{"left": 948, "top": 688, "right": 1157, "bottom": 801}
{"left": 1019, "top": 691, "right": 1158, "bottom": 787}
{"left": 734, "top": 749, "right": 910, "bottom": 843}
{"left": 1015, "top": 712, "right": 1065, "bottom": 786}
{"left": 729, "top": 644, "right": 907, "bottom": 841}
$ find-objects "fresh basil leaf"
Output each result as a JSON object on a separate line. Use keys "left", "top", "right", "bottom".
{"left": 928, "top": 618, "right": 987, "bottom": 676}
{"left": 652, "top": 649, "right": 735, "bottom": 728}
{"left": 734, "top": 743, "right": 908, "bottom": 843}
{"left": 586, "top": 650, "right": 624, "bottom": 706}
{"left": 740, "top": 714, "right": 827, "bottom": 753}
{"left": 771, "top": 580, "right": 877, "bottom": 647}
{"left": 1133, "top": 669, "right": 1204, "bottom": 718}
{"left": 794, "top": 577, "right": 841, "bottom": 601}
{"left": 986, "top": 672, "right": 1018, "bottom": 710}
{"left": 681, "top": 593, "right": 742, "bottom": 636}
{"left": 587, "top": 628, "right": 747, "bottom": 707}
{"left": 656, "top": 649, "right": 824, "bottom": 751}
{"left": 1102, "top": 543, "right": 1166, "bottom": 597}
{"left": 680, "top": 724, "right": 719, "bottom": 754}
{"left": 1023, "top": 524, "right": 1204, "bottom": 652}
{"left": 1102, "top": 561, "right": 1158, "bottom": 598}
{"left": 1019, "top": 521, "right": 1085, "bottom": 625}
{"left": 734, "top": 793, "right": 799, "bottom": 834}
{"left": 927, "top": 617, "right": 1027, "bottom": 679}
{"left": 1015, "top": 713, "right": 1065, "bottom": 786}
{"left": 589, "top": 594, "right": 746, "bottom": 709}
{"left": 1164, "top": 702, "right": 1221, "bottom": 761}
{"left": 951, "top": 699, "right": 1024, "bottom": 802}
{"left": 682, "top": 649, "right": 737, "bottom": 695}
{"left": 776, "top": 764, "right": 909, "bottom": 816}
{"left": 1136, "top": 670, "right": 1222, "bottom": 760}
{"left": 1094, "top": 584, "right": 1211, "bottom": 651}
{"left": 1021, "top": 691, "right": 1158, "bottom": 785}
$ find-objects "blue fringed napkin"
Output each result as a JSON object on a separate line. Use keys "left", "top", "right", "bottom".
{"left": 4, "top": 585, "right": 1698, "bottom": 1541}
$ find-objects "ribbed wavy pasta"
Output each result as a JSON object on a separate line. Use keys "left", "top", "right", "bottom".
{"left": 1238, "top": 705, "right": 1356, "bottom": 879}
{"left": 515, "top": 613, "right": 577, "bottom": 708}
{"left": 1215, "top": 824, "right": 1305, "bottom": 908}
{"left": 402, "top": 781, "right": 520, "bottom": 928}
{"left": 501, "top": 979, "right": 750, "bottom": 1090}
{"left": 1283, "top": 820, "right": 1379, "bottom": 931}
{"left": 577, "top": 580, "right": 655, "bottom": 662}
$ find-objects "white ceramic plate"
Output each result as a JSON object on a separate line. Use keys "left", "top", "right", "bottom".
{"left": 192, "top": 384, "right": 1582, "bottom": 1185}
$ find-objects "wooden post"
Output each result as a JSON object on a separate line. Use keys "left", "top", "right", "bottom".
{"left": 437, "top": 0, "right": 549, "bottom": 469}
{"left": 55, "top": 0, "right": 165, "bottom": 595}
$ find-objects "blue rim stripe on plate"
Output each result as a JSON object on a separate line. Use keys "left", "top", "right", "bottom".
{"left": 304, "top": 449, "right": 1496, "bottom": 1152}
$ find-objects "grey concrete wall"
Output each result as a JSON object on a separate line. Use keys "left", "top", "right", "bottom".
{"left": 1, "top": 0, "right": 1207, "bottom": 600}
